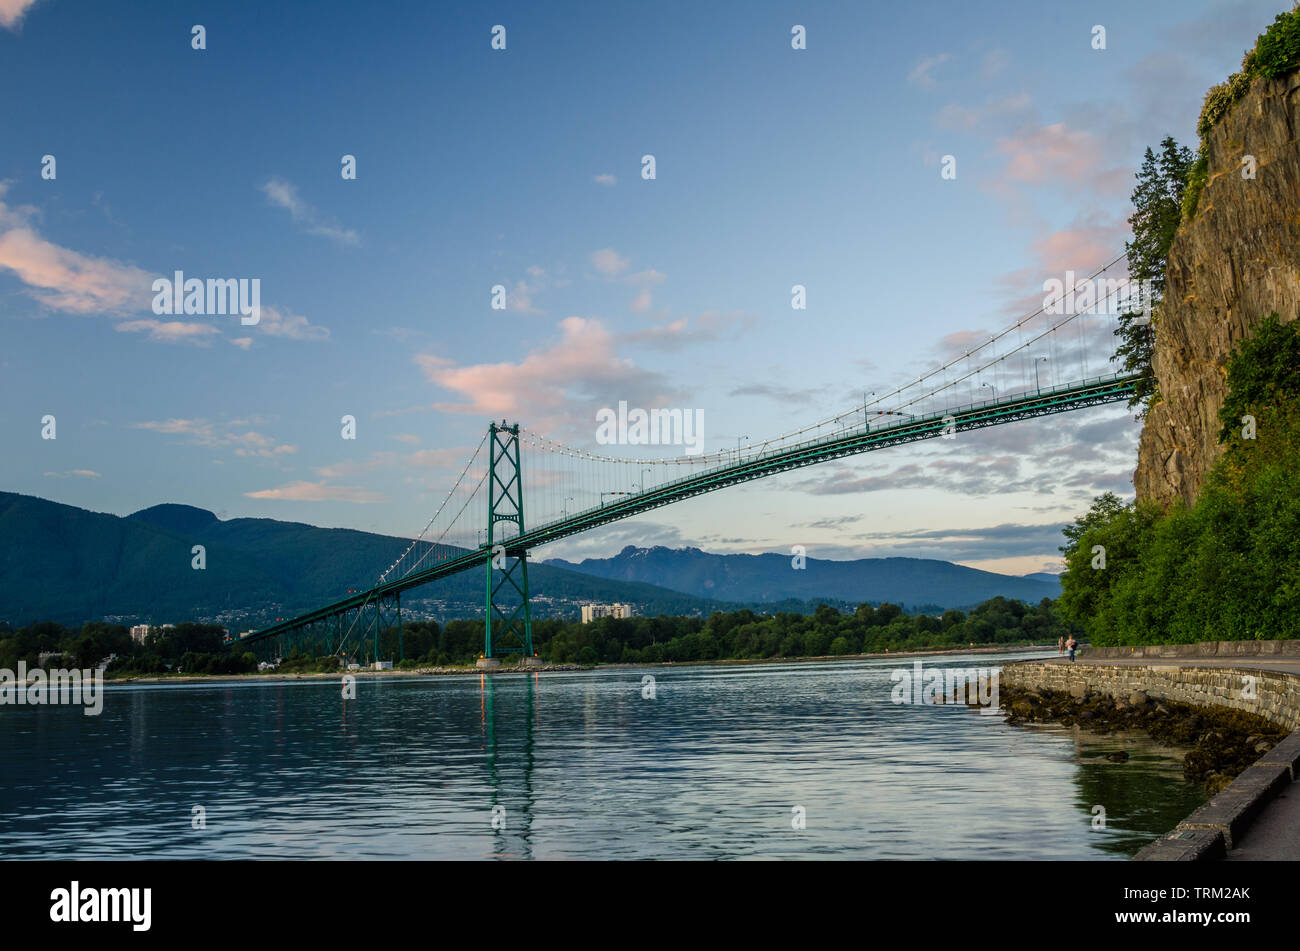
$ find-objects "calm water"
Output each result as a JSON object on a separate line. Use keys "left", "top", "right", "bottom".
{"left": 0, "top": 652, "right": 1205, "bottom": 859}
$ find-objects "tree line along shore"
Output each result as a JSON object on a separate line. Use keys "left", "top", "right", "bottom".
{"left": 0, "top": 595, "right": 1074, "bottom": 676}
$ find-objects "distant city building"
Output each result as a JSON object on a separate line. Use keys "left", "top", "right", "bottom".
{"left": 581, "top": 603, "right": 632, "bottom": 624}
{"left": 130, "top": 624, "right": 150, "bottom": 644}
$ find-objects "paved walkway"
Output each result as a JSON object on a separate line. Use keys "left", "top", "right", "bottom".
{"left": 1223, "top": 779, "right": 1300, "bottom": 860}
{"left": 1036, "top": 654, "right": 1300, "bottom": 676}
{"left": 1026, "top": 653, "right": 1300, "bottom": 860}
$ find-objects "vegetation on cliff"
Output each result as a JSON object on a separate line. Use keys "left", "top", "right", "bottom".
{"left": 1061, "top": 316, "right": 1300, "bottom": 643}
{"left": 1184, "top": 8, "right": 1300, "bottom": 221}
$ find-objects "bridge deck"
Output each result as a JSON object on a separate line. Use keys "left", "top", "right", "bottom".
{"left": 231, "top": 373, "right": 1137, "bottom": 645}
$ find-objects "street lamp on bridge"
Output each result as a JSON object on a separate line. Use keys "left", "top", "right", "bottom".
{"left": 1034, "top": 355, "right": 1049, "bottom": 392}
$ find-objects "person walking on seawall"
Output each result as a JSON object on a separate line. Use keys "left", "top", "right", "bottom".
{"left": 1057, "top": 636, "right": 1064, "bottom": 655}
{"left": 1066, "top": 635, "right": 1078, "bottom": 662}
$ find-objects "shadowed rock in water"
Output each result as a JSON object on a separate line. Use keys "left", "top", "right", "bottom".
{"left": 1000, "top": 684, "right": 1286, "bottom": 793}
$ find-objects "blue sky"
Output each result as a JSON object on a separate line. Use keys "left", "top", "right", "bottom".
{"left": 0, "top": 0, "right": 1287, "bottom": 575}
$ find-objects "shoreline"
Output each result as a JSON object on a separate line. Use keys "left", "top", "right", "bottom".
{"left": 999, "top": 683, "right": 1287, "bottom": 795}
{"left": 1001, "top": 653, "right": 1300, "bottom": 860}
{"left": 104, "top": 641, "right": 1058, "bottom": 687}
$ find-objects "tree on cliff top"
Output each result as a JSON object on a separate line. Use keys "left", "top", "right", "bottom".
{"left": 1113, "top": 136, "right": 1195, "bottom": 418}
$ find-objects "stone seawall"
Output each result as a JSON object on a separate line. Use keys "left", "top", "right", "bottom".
{"left": 1000, "top": 663, "right": 1300, "bottom": 732}
{"left": 1001, "top": 658, "right": 1300, "bottom": 859}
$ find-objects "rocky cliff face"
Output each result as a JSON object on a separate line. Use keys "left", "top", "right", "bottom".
{"left": 1134, "top": 70, "right": 1300, "bottom": 507}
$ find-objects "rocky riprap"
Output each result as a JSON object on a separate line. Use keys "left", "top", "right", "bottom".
{"left": 1000, "top": 685, "right": 1288, "bottom": 794}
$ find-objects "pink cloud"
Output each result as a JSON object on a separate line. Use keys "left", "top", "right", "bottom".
{"left": 0, "top": 186, "right": 326, "bottom": 342}
{"left": 0, "top": 220, "right": 153, "bottom": 314}
{"left": 414, "top": 316, "right": 674, "bottom": 429}
{"left": 1031, "top": 215, "right": 1129, "bottom": 276}
{"left": 0, "top": 0, "right": 41, "bottom": 30}
{"left": 995, "top": 123, "right": 1102, "bottom": 185}
{"left": 936, "top": 328, "right": 992, "bottom": 358}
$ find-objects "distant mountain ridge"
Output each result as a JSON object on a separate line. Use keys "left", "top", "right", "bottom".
{"left": 0, "top": 492, "right": 732, "bottom": 628}
{"left": 545, "top": 545, "right": 1061, "bottom": 610}
{"left": 0, "top": 492, "right": 1061, "bottom": 629}
{"left": 129, "top": 503, "right": 221, "bottom": 536}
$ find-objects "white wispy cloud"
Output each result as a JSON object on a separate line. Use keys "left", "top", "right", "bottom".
{"left": 134, "top": 418, "right": 297, "bottom": 457}
{"left": 908, "top": 53, "right": 951, "bottom": 89}
{"left": 590, "top": 248, "right": 629, "bottom": 276}
{"left": 256, "top": 304, "right": 330, "bottom": 341}
{"left": 260, "top": 177, "right": 359, "bottom": 246}
{"left": 244, "top": 481, "right": 386, "bottom": 503}
{"left": 114, "top": 319, "right": 222, "bottom": 344}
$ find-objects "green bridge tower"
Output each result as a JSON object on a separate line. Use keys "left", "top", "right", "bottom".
{"left": 479, "top": 421, "right": 538, "bottom": 668}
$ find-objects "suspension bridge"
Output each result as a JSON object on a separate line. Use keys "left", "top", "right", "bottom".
{"left": 228, "top": 255, "right": 1148, "bottom": 666}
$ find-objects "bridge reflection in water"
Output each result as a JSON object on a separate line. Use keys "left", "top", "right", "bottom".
{"left": 482, "top": 673, "right": 538, "bottom": 860}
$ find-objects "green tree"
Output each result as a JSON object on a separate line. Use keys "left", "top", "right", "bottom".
{"left": 1114, "top": 137, "right": 1195, "bottom": 416}
{"left": 1217, "top": 314, "right": 1300, "bottom": 441}
{"left": 1062, "top": 312, "right": 1300, "bottom": 644}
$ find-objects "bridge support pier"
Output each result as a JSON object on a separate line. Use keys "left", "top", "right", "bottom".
{"left": 484, "top": 421, "right": 535, "bottom": 663}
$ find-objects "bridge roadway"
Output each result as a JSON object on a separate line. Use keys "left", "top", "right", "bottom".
{"left": 234, "top": 373, "right": 1137, "bottom": 646}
